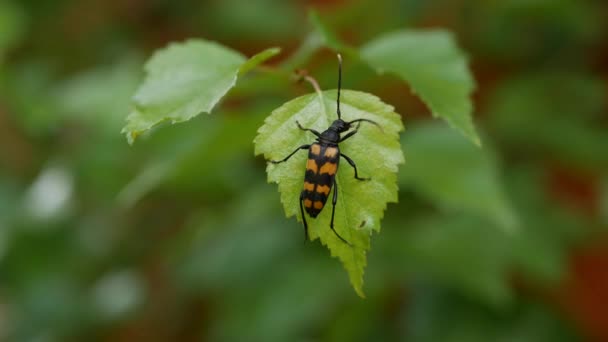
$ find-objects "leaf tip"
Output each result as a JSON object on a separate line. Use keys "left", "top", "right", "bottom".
{"left": 267, "top": 47, "right": 282, "bottom": 55}
{"left": 354, "top": 285, "right": 366, "bottom": 298}
{"left": 124, "top": 129, "right": 139, "bottom": 145}
{"left": 473, "top": 134, "right": 482, "bottom": 147}
{"left": 120, "top": 123, "right": 132, "bottom": 144}
{"left": 238, "top": 47, "right": 282, "bottom": 76}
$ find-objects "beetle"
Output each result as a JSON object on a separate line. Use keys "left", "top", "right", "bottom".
{"left": 270, "top": 54, "right": 380, "bottom": 244}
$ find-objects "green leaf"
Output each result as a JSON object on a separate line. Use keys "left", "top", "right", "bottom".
{"left": 122, "top": 40, "right": 280, "bottom": 144}
{"left": 360, "top": 30, "right": 479, "bottom": 146}
{"left": 254, "top": 90, "right": 404, "bottom": 296}
{"left": 400, "top": 122, "right": 518, "bottom": 233}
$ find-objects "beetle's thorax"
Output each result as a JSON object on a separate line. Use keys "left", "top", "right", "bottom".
{"left": 318, "top": 119, "right": 350, "bottom": 144}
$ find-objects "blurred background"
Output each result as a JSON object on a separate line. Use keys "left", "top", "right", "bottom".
{"left": 1, "top": 0, "right": 608, "bottom": 341}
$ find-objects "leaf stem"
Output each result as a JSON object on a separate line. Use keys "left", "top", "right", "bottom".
{"left": 257, "top": 62, "right": 329, "bottom": 118}
{"left": 301, "top": 73, "right": 328, "bottom": 119}
{"left": 302, "top": 75, "right": 322, "bottom": 97}
{"left": 256, "top": 65, "right": 294, "bottom": 79}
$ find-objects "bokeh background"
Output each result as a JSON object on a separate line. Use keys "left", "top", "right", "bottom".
{"left": 1, "top": 0, "right": 608, "bottom": 341}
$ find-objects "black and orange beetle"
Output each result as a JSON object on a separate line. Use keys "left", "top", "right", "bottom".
{"left": 270, "top": 54, "right": 380, "bottom": 244}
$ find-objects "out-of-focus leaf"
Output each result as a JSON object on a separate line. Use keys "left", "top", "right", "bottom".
{"left": 380, "top": 215, "right": 514, "bottom": 307}
{"left": 502, "top": 166, "right": 588, "bottom": 283}
{"left": 403, "top": 285, "right": 579, "bottom": 342}
{"left": 213, "top": 253, "right": 348, "bottom": 342}
{"left": 0, "top": 179, "right": 19, "bottom": 261}
{"left": 122, "top": 40, "right": 279, "bottom": 144}
{"left": 200, "top": 0, "right": 302, "bottom": 41}
{"left": 279, "top": 10, "right": 355, "bottom": 73}
{"left": 466, "top": 0, "right": 604, "bottom": 64}
{"left": 0, "top": 62, "right": 61, "bottom": 136}
{"left": 0, "top": 226, "right": 96, "bottom": 340}
{"left": 255, "top": 90, "right": 404, "bottom": 296}
{"left": 400, "top": 122, "right": 517, "bottom": 232}
{"left": 309, "top": 10, "right": 349, "bottom": 52}
{"left": 55, "top": 59, "right": 141, "bottom": 135}
{"left": 0, "top": 1, "right": 26, "bottom": 63}
{"left": 167, "top": 110, "right": 267, "bottom": 195}
{"left": 361, "top": 29, "right": 479, "bottom": 145}
{"left": 171, "top": 185, "right": 298, "bottom": 291}
{"left": 278, "top": 11, "right": 339, "bottom": 71}
{"left": 487, "top": 72, "right": 608, "bottom": 167}
{"left": 169, "top": 185, "right": 350, "bottom": 341}
{"left": 118, "top": 107, "right": 268, "bottom": 208}
{"left": 380, "top": 165, "right": 583, "bottom": 306}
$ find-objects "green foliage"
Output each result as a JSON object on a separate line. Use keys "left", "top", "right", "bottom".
{"left": 361, "top": 30, "right": 479, "bottom": 146}
{"left": 392, "top": 215, "right": 516, "bottom": 307}
{"left": 255, "top": 90, "right": 404, "bottom": 296}
{"left": 487, "top": 72, "right": 608, "bottom": 167}
{"left": 308, "top": 10, "right": 349, "bottom": 53}
{"left": 287, "top": 15, "right": 479, "bottom": 149}
{"left": 400, "top": 123, "right": 517, "bottom": 232}
{"left": 2, "top": 0, "right": 605, "bottom": 340}
{"left": 119, "top": 110, "right": 267, "bottom": 208}
{"left": 403, "top": 286, "right": 578, "bottom": 342}
{"left": 200, "top": 0, "right": 302, "bottom": 41}
{"left": 122, "top": 40, "right": 279, "bottom": 144}
{"left": 55, "top": 59, "right": 141, "bottom": 135}
{"left": 0, "top": 62, "right": 62, "bottom": 136}
{"left": 118, "top": 23, "right": 479, "bottom": 298}
{"left": 0, "top": 1, "right": 26, "bottom": 63}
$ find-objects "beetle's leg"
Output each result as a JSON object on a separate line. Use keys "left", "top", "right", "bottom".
{"left": 270, "top": 144, "right": 311, "bottom": 164}
{"left": 339, "top": 125, "right": 360, "bottom": 143}
{"left": 330, "top": 180, "right": 351, "bottom": 245}
{"left": 340, "top": 153, "right": 370, "bottom": 181}
{"left": 296, "top": 121, "right": 322, "bottom": 138}
{"left": 300, "top": 191, "right": 309, "bottom": 241}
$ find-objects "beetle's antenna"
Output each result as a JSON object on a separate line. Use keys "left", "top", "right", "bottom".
{"left": 337, "top": 53, "right": 343, "bottom": 120}
{"left": 347, "top": 118, "right": 384, "bottom": 133}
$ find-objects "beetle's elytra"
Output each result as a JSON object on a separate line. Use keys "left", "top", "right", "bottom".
{"left": 270, "top": 54, "right": 381, "bottom": 245}
{"left": 302, "top": 143, "right": 339, "bottom": 218}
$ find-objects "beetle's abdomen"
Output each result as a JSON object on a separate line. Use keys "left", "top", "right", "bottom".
{"left": 302, "top": 143, "right": 339, "bottom": 217}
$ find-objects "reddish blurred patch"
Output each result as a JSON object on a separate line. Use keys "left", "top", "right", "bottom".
{"left": 303, "top": 0, "right": 350, "bottom": 8}
{"left": 0, "top": 106, "right": 34, "bottom": 175}
{"left": 545, "top": 164, "right": 600, "bottom": 218}
{"left": 558, "top": 238, "right": 608, "bottom": 342}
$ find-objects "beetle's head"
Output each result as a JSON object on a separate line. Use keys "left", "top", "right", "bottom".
{"left": 329, "top": 119, "right": 350, "bottom": 133}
